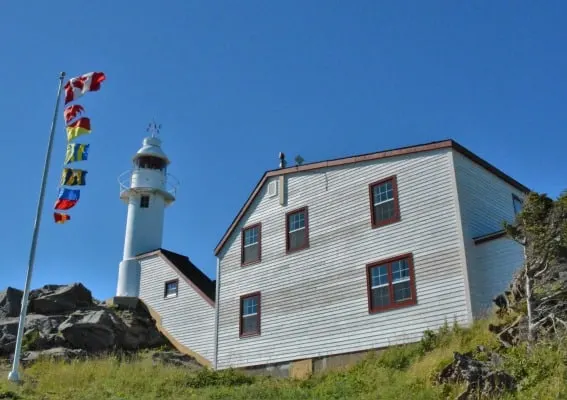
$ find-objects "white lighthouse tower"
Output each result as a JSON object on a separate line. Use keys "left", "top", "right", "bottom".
{"left": 116, "top": 124, "right": 178, "bottom": 297}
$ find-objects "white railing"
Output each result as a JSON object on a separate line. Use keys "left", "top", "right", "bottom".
{"left": 118, "top": 170, "right": 179, "bottom": 199}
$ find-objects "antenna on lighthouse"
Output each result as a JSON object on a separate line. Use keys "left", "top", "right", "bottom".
{"left": 147, "top": 120, "right": 161, "bottom": 138}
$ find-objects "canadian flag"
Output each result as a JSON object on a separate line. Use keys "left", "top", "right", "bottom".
{"left": 64, "top": 72, "right": 106, "bottom": 104}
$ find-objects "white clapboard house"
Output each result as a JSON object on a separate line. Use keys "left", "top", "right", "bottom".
{"left": 130, "top": 138, "right": 527, "bottom": 374}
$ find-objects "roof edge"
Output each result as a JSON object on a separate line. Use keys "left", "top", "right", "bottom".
{"left": 213, "top": 139, "right": 531, "bottom": 255}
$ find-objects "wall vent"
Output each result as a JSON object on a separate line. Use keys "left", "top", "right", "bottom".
{"left": 268, "top": 180, "right": 278, "bottom": 197}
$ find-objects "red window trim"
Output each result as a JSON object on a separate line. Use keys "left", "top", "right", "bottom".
{"left": 239, "top": 291, "right": 261, "bottom": 338}
{"left": 163, "top": 278, "right": 179, "bottom": 298}
{"left": 368, "top": 175, "right": 401, "bottom": 229}
{"left": 285, "top": 206, "right": 310, "bottom": 254}
{"left": 365, "top": 253, "right": 417, "bottom": 314}
{"left": 241, "top": 223, "right": 262, "bottom": 267}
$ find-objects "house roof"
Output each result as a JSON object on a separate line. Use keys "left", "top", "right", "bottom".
{"left": 214, "top": 139, "right": 531, "bottom": 256}
{"left": 136, "top": 248, "right": 216, "bottom": 305}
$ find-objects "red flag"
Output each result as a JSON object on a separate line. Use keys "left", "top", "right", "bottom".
{"left": 54, "top": 213, "right": 71, "bottom": 224}
{"left": 64, "top": 104, "right": 85, "bottom": 123}
{"left": 64, "top": 72, "right": 106, "bottom": 104}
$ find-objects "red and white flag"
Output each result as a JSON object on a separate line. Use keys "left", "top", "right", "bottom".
{"left": 63, "top": 104, "right": 85, "bottom": 123}
{"left": 64, "top": 72, "right": 106, "bottom": 104}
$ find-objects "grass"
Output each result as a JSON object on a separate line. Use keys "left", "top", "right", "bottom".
{"left": 1, "top": 316, "right": 567, "bottom": 399}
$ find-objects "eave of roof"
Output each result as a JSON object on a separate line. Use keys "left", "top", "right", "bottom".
{"left": 213, "top": 139, "right": 531, "bottom": 256}
{"left": 136, "top": 248, "right": 216, "bottom": 305}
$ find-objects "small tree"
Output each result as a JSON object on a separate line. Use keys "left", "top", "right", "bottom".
{"left": 503, "top": 191, "right": 567, "bottom": 346}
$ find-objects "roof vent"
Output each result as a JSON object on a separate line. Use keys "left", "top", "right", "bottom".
{"left": 294, "top": 155, "right": 304, "bottom": 166}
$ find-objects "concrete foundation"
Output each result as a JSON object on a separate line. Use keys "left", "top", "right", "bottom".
{"left": 239, "top": 348, "right": 383, "bottom": 379}
{"left": 107, "top": 296, "right": 140, "bottom": 310}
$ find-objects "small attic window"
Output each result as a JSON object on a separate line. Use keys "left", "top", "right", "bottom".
{"left": 164, "top": 279, "right": 178, "bottom": 298}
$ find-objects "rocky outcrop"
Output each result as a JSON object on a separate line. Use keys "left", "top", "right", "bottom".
{"left": 0, "top": 288, "right": 23, "bottom": 319}
{"left": 438, "top": 348, "right": 516, "bottom": 400}
{"left": 0, "top": 283, "right": 175, "bottom": 364}
{"left": 28, "top": 283, "right": 93, "bottom": 315}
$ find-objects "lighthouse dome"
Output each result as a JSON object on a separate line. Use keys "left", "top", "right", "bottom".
{"left": 132, "top": 136, "right": 170, "bottom": 165}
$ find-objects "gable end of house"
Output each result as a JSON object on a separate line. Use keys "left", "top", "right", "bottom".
{"left": 137, "top": 248, "right": 216, "bottom": 305}
{"left": 213, "top": 139, "right": 531, "bottom": 256}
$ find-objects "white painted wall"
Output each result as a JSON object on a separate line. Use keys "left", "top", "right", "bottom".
{"left": 473, "top": 238, "right": 525, "bottom": 315}
{"left": 139, "top": 254, "right": 215, "bottom": 362}
{"left": 216, "top": 149, "right": 471, "bottom": 369}
{"left": 452, "top": 152, "right": 526, "bottom": 316}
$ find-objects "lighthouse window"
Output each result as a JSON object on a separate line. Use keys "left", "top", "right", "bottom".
{"left": 136, "top": 155, "right": 166, "bottom": 170}
{"left": 140, "top": 196, "right": 150, "bottom": 208}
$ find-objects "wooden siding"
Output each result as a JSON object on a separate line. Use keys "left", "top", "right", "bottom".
{"left": 452, "top": 152, "right": 526, "bottom": 316}
{"left": 216, "top": 149, "right": 470, "bottom": 369}
{"left": 139, "top": 254, "right": 215, "bottom": 362}
{"left": 473, "top": 238, "right": 525, "bottom": 316}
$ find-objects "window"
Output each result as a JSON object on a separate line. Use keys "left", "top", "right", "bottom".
{"left": 369, "top": 176, "right": 400, "bottom": 228}
{"left": 140, "top": 195, "right": 150, "bottom": 208}
{"left": 286, "top": 207, "right": 309, "bottom": 253}
{"left": 366, "top": 254, "right": 416, "bottom": 313}
{"left": 164, "top": 279, "right": 178, "bottom": 298}
{"left": 512, "top": 194, "right": 523, "bottom": 216}
{"left": 241, "top": 224, "right": 261, "bottom": 266}
{"left": 136, "top": 155, "right": 166, "bottom": 170}
{"left": 240, "top": 292, "right": 261, "bottom": 337}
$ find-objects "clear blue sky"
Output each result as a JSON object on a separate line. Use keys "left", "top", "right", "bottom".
{"left": 1, "top": 1, "right": 565, "bottom": 300}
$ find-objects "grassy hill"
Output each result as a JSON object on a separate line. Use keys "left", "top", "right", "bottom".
{"left": 1, "top": 315, "right": 566, "bottom": 400}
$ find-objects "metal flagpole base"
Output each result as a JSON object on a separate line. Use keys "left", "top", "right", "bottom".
{"left": 8, "top": 370, "right": 20, "bottom": 383}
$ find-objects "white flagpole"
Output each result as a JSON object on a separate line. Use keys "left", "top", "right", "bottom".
{"left": 8, "top": 71, "right": 66, "bottom": 383}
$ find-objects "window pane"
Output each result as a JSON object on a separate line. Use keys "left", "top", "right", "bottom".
{"left": 393, "top": 280, "right": 412, "bottom": 302}
{"left": 243, "top": 243, "right": 259, "bottom": 263}
{"left": 288, "top": 212, "right": 305, "bottom": 232}
{"left": 373, "top": 201, "right": 395, "bottom": 223}
{"left": 165, "top": 282, "right": 177, "bottom": 296}
{"left": 244, "top": 227, "right": 258, "bottom": 246}
{"left": 242, "top": 315, "right": 258, "bottom": 334}
{"left": 243, "top": 297, "right": 258, "bottom": 316}
{"left": 140, "top": 196, "right": 150, "bottom": 208}
{"left": 289, "top": 229, "right": 306, "bottom": 250}
{"left": 372, "top": 286, "right": 390, "bottom": 308}
{"left": 373, "top": 181, "right": 393, "bottom": 204}
{"left": 371, "top": 265, "right": 388, "bottom": 287}
{"left": 392, "top": 259, "right": 409, "bottom": 282}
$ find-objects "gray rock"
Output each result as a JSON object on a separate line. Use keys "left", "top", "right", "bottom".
{"left": 0, "top": 319, "right": 19, "bottom": 356}
{"left": 151, "top": 351, "right": 202, "bottom": 370}
{"left": 29, "top": 283, "right": 93, "bottom": 315}
{"left": 59, "top": 309, "right": 120, "bottom": 352}
{"left": 118, "top": 308, "right": 166, "bottom": 350}
{"left": 0, "top": 288, "right": 23, "bottom": 319}
{"left": 21, "top": 347, "right": 87, "bottom": 364}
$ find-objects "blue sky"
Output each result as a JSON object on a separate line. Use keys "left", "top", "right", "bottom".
{"left": 1, "top": 1, "right": 565, "bottom": 300}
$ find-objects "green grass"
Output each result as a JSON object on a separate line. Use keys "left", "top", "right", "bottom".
{"left": 1, "top": 317, "right": 567, "bottom": 400}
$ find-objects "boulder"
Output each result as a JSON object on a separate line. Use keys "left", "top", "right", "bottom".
{"left": 117, "top": 307, "right": 167, "bottom": 350}
{"left": 29, "top": 283, "right": 93, "bottom": 315}
{"left": 21, "top": 347, "right": 87, "bottom": 365}
{"left": 58, "top": 309, "right": 121, "bottom": 352}
{"left": 0, "top": 288, "right": 23, "bottom": 319}
{"left": 0, "top": 319, "right": 19, "bottom": 356}
{"left": 438, "top": 350, "right": 516, "bottom": 399}
{"left": 151, "top": 351, "right": 202, "bottom": 370}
